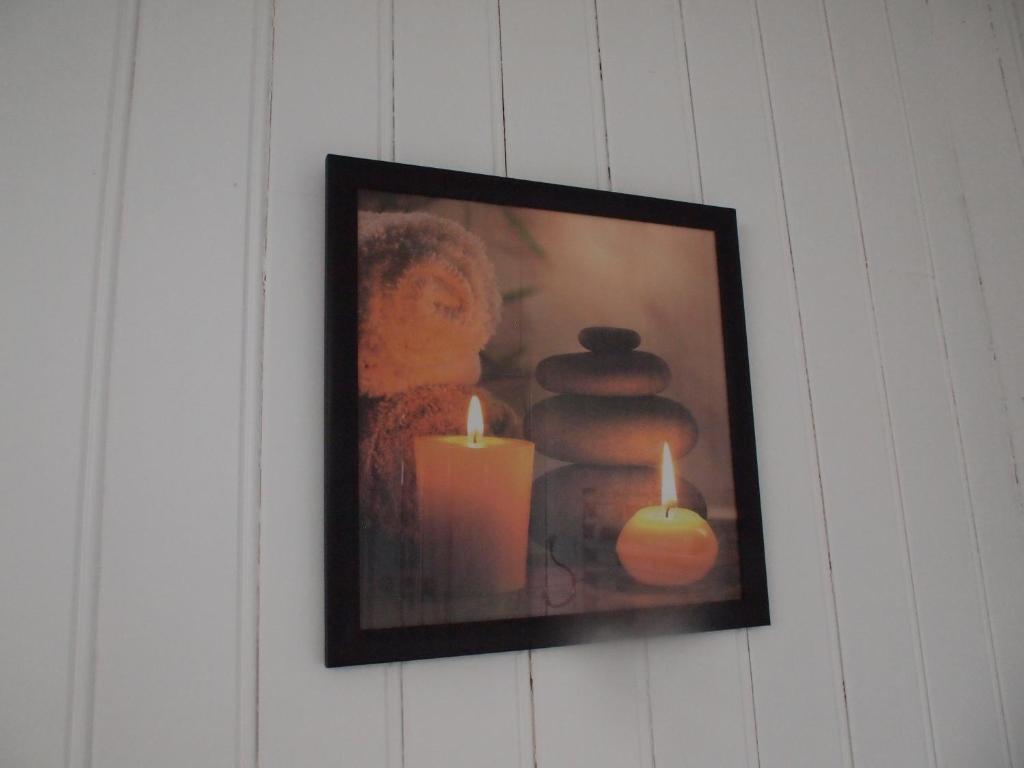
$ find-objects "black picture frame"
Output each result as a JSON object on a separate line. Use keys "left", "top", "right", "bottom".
{"left": 326, "top": 154, "right": 769, "bottom": 667}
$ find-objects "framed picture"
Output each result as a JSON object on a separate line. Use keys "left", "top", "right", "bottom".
{"left": 326, "top": 154, "right": 769, "bottom": 667}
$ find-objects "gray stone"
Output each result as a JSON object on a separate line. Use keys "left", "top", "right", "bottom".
{"left": 536, "top": 351, "right": 671, "bottom": 396}
{"left": 578, "top": 326, "right": 641, "bottom": 353}
{"left": 524, "top": 394, "right": 698, "bottom": 465}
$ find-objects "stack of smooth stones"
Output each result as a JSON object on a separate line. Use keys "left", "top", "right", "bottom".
{"left": 525, "top": 326, "right": 706, "bottom": 578}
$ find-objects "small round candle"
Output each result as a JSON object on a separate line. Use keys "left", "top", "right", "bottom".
{"left": 414, "top": 396, "right": 535, "bottom": 595}
{"left": 616, "top": 442, "right": 718, "bottom": 586}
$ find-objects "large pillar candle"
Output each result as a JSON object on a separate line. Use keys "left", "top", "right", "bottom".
{"left": 414, "top": 396, "right": 535, "bottom": 595}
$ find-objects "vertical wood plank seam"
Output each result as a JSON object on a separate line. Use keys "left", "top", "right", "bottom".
{"left": 385, "top": 664, "right": 403, "bottom": 768}
{"left": 527, "top": 653, "right": 539, "bottom": 768}
{"left": 376, "top": 0, "right": 395, "bottom": 161}
{"left": 380, "top": 5, "right": 403, "bottom": 766}
{"left": 256, "top": 9, "right": 277, "bottom": 766}
{"left": 641, "top": 644, "right": 656, "bottom": 768}
{"left": 947, "top": 113, "right": 1024, "bottom": 695}
{"left": 676, "top": 3, "right": 758, "bottom": 766}
{"left": 1017, "top": 0, "right": 1024, "bottom": 58}
{"left": 491, "top": 4, "right": 540, "bottom": 765}
{"left": 927, "top": 0, "right": 1024, "bottom": 506}
{"left": 1002, "top": 0, "right": 1024, "bottom": 166}
{"left": 997, "top": 57, "right": 1024, "bottom": 166}
{"left": 585, "top": 0, "right": 612, "bottom": 191}
{"left": 388, "top": 0, "right": 396, "bottom": 163}
{"left": 987, "top": 1, "right": 1024, "bottom": 162}
{"left": 385, "top": 664, "right": 405, "bottom": 768}
{"left": 587, "top": 4, "right": 652, "bottom": 766}
{"left": 591, "top": 0, "right": 613, "bottom": 190}
{"left": 1018, "top": 0, "right": 1024, "bottom": 48}
{"left": 750, "top": 0, "right": 856, "bottom": 763}
{"left": 1012, "top": 0, "right": 1024, "bottom": 80}
{"left": 490, "top": 5, "right": 536, "bottom": 766}
{"left": 990, "top": 0, "right": 1024, "bottom": 82}
{"left": 488, "top": 0, "right": 506, "bottom": 177}
{"left": 1007, "top": 0, "right": 1024, "bottom": 79}
{"left": 65, "top": 2, "right": 141, "bottom": 765}
{"left": 964, "top": 0, "right": 1024, "bottom": 501}
{"left": 675, "top": 0, "right": 704, "bottom": 202}
{"left": 819, "top": 1, "right": 938, "bottom": 765}
{"left": 927, "top": 0, "right": 1024, "bottom": 511}
{"left": 742, "top": 634, "right": 762, "bottom": 768}
{"left": 946, "top": 137, "right": 1024, "bottom": 506}
{"left": 630, "top": 647, "right": 655, "bottom": 768}
{"left": 881, "top": 1, "right": 1016, "bottom": 764}
{"left": 377, "top": 0, "right": 385, "bottom": 162}
{"left": 513, "top": 652, "right": 537, "bottom": 768}
{"left": 238, "top": 0, "right": 275, "bottom": 765}
{"left": 392, "top": 0, "right": 396, "bottom": 161}
{"left": 496, "top": 0, "right": 510, "bottom": 177}
{"left": 400, "top": 666, "right": 406, "bottom": 768}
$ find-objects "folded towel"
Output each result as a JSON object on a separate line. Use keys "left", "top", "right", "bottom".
{"left": 360, "top": 384, "right": 521, "bottom": 537}
{"left": 358, "top": 211, "right": 502, "bottom": 397}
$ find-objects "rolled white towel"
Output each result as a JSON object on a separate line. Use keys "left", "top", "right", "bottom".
{"left": 358, "top": 211, "right": 502, "bottom": 397}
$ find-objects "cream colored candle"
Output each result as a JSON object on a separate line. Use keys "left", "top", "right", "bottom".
{"left": 414, "top": 396, "right": 535, "bottom": 595}
{"left": 616, "top": 442, "right": 718, "bottom": 586}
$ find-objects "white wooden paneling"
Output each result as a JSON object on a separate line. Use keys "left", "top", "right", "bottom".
{"left": 0, "top": 1, "right": 125, "bottom": 765}
{"left": 394, "top": 0, "right": 505, "bottom": 176}
{"left": 1015, "top": 0, "right": 1024, "bottom": 67}
{"left": 501, "top": 0, "right": 608, "bottom": 189}
{"left": 996, "top": 7, "right": 1024, "bottom": 167}
{"left": 596, "top": 0, "right": 700, "bottom": 200}
{"left": 824, "top": 2, "right": 1010, "bottom": 766}
{"left": 391, "top": 2, "right": 532, "bottom": 767}
{"left": 528, "top": 643, "right": 654, "bottom": 768}
{"left": 988, "top": 0, "right": 1024, "bottom": 169}
{"left": 929, "top": 0, "right": 1024, "bottom": 508}
{"left": 236, "top": 4, "right": 274, "bottom": 766}
{"left": 500, "top": 2, "right": 654, "bottom": 767}
{"left": 259, "top": 1, "right": 396, "bottom": 766}
{"left": 88, "top": 1, "right": 267, "bottom": 765}
{"left": 1013, "top": 0, "right": 1024, "bottom": 91}
{"left": 756, "top": 0, "right": 934, "bottom": 766}
{"left": 889, "top": 0, "right": 1024, "bottom": 762}
{"left": 5, "top": 1, "right": 1024, "bottom": 766}
{"left": 402, "top": 653, "right": 533, "bottom": 768}
{"left": 681, "top": 0, "right": 854, "bottom": 765}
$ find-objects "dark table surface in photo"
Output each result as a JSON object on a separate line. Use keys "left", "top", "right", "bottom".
{"left": 360, "top": 517, "right": 740, "bottom": 630}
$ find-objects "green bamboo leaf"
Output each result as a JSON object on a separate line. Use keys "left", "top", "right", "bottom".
{"left": 501, "top": 286, "right": 537, "bottom": 304}
{"left": 502, "top": 209, "right": 546, "bottom": 259}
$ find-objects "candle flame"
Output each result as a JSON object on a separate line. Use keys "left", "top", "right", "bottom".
{"left": 467, "top": 395, "right": 484, "bottom": 445}
{"left": 660, "top": 442, "right": 678, "bottom": 506}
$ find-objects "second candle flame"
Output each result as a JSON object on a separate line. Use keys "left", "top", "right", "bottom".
{"left": 660, "top": 441, "right": 678, "bottom": 507}
{"left": 467, "top": 395, "right": 484, "bottom": 446}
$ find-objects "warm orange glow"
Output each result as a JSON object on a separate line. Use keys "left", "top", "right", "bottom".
{"left": 415, "top": 405, "right": 535, "bottom": 594}
{"left": 616, "top": 440, "right": 718, "bottom": 587}
{"left": 616, "top": 507, "right": 719, "bottom": 586}
{"left": 660, "top": 441, "right": 678, "bottom": 506}
{"left": 467, "top": 395, "right": 484, "bottom": 445}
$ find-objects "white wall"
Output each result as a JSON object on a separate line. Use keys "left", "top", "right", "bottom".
{"left": 3, "top": 0, "right": 1024, "bottom": 766}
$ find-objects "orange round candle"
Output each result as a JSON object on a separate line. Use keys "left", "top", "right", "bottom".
{"left": 414, "top": 396, "right": 535, "bottom": 595}
{"left": 616, "top": 443, "right": 718, "bottom": 586}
